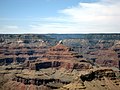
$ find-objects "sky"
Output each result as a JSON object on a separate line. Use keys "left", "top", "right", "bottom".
{"left": 0, "top": 0, "right": 120, "bottom": 34}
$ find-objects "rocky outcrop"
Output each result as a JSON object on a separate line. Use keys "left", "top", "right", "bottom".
{"left": 60, "top": 68, "right": 120, "bottom": 90}
{"left": 93, "top": 50, "right": 119, "bottom": 67}
{"left": 3, "top": 81, "right": 50, "bottom": 90}
{"left": 0, "top": 39, "right": 48, "bottom": 65}
{"left": 80, "top": 68, "right": 116, "bottom": 82}
{"left": 28, "top": 42, "right": 92, "bottom": 70}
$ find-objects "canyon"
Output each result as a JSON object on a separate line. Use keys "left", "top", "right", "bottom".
{"left": 0, "top": 34, "right": 120, "bottom": 90}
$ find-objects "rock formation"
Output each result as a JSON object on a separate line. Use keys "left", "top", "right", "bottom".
{"left": 28, "top": 42, "right": 92, "bottom": 70}
{"left": 0, "top": 34, "right": 120, "bottom": 90}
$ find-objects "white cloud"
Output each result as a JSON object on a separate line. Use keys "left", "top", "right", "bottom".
{"left": 57, "top": 0, "right": 120, "bottom": 33}
{"left": 29, "top": 0, "right": 120, "bottom": 33}
{"left": 60, "top": 1, "right": 120, "bottom": 22}
{"left": 29, "top": 23, "right": 78, "bottom": 34}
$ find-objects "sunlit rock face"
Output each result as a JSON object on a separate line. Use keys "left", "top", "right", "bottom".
{"left": 3, "top": 81, "right": 50, "bottom": 90}
{"left": 1, "top": 66, "right": 119, "bottom": 90}
{"left": 61, "top": 39, "right": 120, "bottom": 68}
{"left": 89, "top": 50, "right": 119, "bottom": 68}
{"left": 0, "top": 34, "right": 120, "bottom": 68}
{"left": 28, "top": 42, "right": 93, "bottom": 71}
{"left": 44, "top": 42, "right": 79, "bottom": 60}
{"left": 0, "top": 38, "right": 48, "bottom": 66}
{"left": 0, "top": 34, "right": 120, "bottom": 90}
